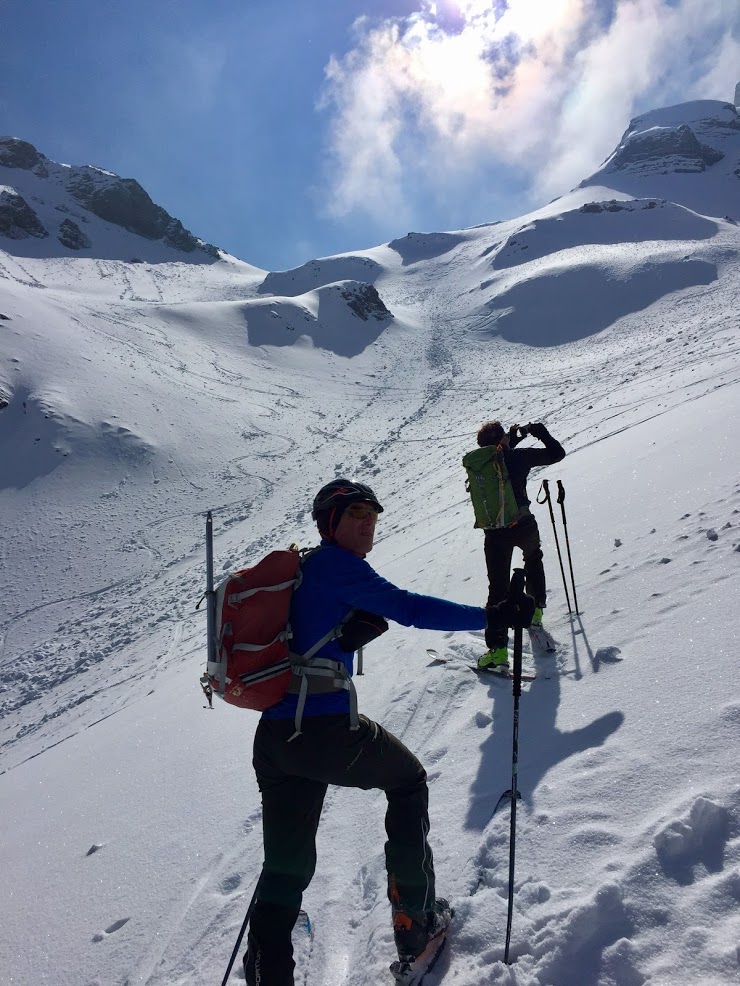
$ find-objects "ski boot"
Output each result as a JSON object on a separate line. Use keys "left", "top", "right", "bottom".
{"left": 390, "top": 898, "right": 453, "bottom": 983}
{"left": 476, "top": 646, "right": 509, "bottom": 671}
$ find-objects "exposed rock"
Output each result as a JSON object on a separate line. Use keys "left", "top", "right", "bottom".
{"left": 606, "top": 124, "right": 724, "bottom": 175}
{"left": 0, "top": 390, "right": 9, "bottom": 410}
{"left": 67, "top": 169, "right": 219, "bottom": 256}
{"left": 0, "top": 313, "right": 10, "bottom": 320}
{"left": 0, "top": 137, "right": 48, "bottom": 176}
{"left": 579, "top": 200, "right": 628, "bottom": 214}
{"left": 340, "top": 283, "right": 392, "bottom": 321}
{"left": 579, "top": 199, "right": 660, "bottom": 215}
{"left": 58, "top": 218, "right": 91, "bottom": 250}
{"left": 0, "top": 189, "right": 48, "bottom": 239}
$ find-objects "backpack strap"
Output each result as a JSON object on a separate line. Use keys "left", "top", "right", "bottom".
{"left": 228, "top": 577, "right": 300, "bottom": 605}
{"left": 286, "top": 613, "right": 359, "bottom": 742}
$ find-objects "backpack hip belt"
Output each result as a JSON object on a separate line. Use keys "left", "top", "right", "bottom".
{"left": 287, "top": 656, "right": 358, "bottom": 742}
{"left": 284, "top": 612, "right": 359, "bottom": 742}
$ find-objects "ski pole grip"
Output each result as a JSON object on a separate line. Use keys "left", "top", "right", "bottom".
{"left": 510, "top": 568, "right": 525, "bottom": 697}
{"left": 556, "top": 480, "right": 565, "bottom": 504}
{"left": 509, "top": 568, "right": 525, "bottom": 597}
{"left": 536, "top": 479, "right": 549, "bottom": 504}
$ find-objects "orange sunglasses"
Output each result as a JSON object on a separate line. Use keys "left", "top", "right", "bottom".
{"left": 344, "top": 502, "right": 380, "bottom": 520}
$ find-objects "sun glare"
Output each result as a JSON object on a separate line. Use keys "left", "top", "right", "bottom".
{"left": 450, "top": 0, "right": 575, "bottom": 44}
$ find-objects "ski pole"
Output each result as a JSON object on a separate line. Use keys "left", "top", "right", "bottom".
{"left": 536, "top": 480, "right": 572, "bottom": 615}
{"left": 504, "top": 568, "right": 525, "bottom": 965}
{"left": 556, "top": 481, "right": 579, "bottom": 614}
{"left": 220, "top": 881, "right": 260, "bottom": 985}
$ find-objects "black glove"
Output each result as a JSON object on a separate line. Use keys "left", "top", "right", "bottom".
{"left": 338, "top": 610, "right": 389, "bottom": 653}
{"left": 508, "top": 424, "right": 525, "bottom": 448}
{"left": 528, "top": 421, "right": 549, "bottom": 440}
{"left": 486, "top": 590, "right": 536, "bottom": 631}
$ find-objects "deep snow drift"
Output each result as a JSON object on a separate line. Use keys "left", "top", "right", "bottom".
{"left": 1, "top": 100, "right": 740, "bottom": 986}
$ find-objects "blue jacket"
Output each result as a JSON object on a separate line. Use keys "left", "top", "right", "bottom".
{"left": 262, "top": 540, "right": 486, "bottom": 720}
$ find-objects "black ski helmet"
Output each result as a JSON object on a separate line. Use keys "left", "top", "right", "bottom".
{"left": 311, "top": 478, "right": 384, "bottom": 528}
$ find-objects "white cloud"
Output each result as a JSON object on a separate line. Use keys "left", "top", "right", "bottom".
{"left": 319, "top": 0, "right": 740, "bottom": 223}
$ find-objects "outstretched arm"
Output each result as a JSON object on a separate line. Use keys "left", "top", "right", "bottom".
{"left": 522, "top": 422, "right": 565, "bottom": 466}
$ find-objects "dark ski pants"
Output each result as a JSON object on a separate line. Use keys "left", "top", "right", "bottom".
{"left": 484, "top": 515, "right": 545, "bottom": 649}
{"left": 245, "top": 713, "right": 435, "bottom": 986}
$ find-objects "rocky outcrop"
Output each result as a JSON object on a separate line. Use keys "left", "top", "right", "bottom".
{"left": 58, "top": 218, "right": 91, "bottom": 250}
{"left": 340, "top": 283, "right": 392, "bottom": 321}
{"left": 579, "top": 199, "right": 658, "bottom": 214}
{"left": 0, "top": 189, "right": 48, "bottom": 239}
{"left": 606, "top": 124, "right": 724, "bottom": 175}
{"left": 0, "top": 137, "right": 49, "bottom": 176}
{"left": 66, "top": 170, "right": 219, "bottom": 256}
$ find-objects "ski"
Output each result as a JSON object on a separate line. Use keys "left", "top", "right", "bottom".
{"left": 528, "top": 625, "right": 556, "bottom": 653}
{"left": 293, "top": 909, "right": 314, "bottom": 979}
{"left": 426, "top": 649, "right": 537, "bottom": 681}
{"left": 389, "top": 929, "right": 449, "bottom": 985}
{"left": 297, "top": 908, "right": 313, "bottom": 938}
{"left": 472, "top": 665, "right": 537, "bottom": 682}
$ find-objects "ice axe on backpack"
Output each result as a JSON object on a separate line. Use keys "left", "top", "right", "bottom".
{"left": 195, "top": 510, "right": 217, "bottom": 709}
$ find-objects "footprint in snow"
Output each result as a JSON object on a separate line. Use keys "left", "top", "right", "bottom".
{"left": 220, "top": 872, "right": 242, "bottom": 895}
{"left": 92, "top": 917, "right": 130, "bottom": 942}
{"left": 594, "top": 646, "right": 622, "bottom": 668}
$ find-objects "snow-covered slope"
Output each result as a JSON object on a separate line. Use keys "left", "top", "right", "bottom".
{"left": 1, "top": 102, "right": 740, "bottom": 986}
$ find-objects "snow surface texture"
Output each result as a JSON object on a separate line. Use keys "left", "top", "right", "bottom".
{"left": 1, "top": 100, "right": 740, "bottom": 986}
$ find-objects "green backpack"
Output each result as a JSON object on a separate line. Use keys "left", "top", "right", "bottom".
{"left": 462, "top": 445, "right": 526, "bottom": 529}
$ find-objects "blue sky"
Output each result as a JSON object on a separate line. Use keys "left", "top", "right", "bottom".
{"left": 2, "top": 0, "right": 738, "bottom": 271}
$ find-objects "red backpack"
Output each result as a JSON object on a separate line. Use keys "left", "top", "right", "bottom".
{"left": 202, "top": 547, "right": 301, "bottom": 710}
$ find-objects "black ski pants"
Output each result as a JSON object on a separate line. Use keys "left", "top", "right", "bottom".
{"left": 245, "top": 713, "right": 435, "bottom": 986}
{"left": 484, "top": 515, "right": 545, "bottom": 649}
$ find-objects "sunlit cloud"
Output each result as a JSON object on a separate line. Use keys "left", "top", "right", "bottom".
{"left": 319, "top": 0, "right": 740, "bottom": 224}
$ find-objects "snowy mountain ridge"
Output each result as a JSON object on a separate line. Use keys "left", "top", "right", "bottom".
{"left": 1, "top": 98, "right": 740, "bottom": 986}
{"left": 0, "top": 136, "right": 222, "bottom": 261}
{"left": 582, "top": 99, "right": 740, "bottom": 219}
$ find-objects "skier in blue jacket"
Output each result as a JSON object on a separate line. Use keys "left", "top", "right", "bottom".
{"left": 245, "top": 479, "right": 534, "bottom": 986}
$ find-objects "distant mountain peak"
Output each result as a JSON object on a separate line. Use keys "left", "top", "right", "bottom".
{"left": 580, "top": 100, "right": 740, "bottom": 219}
{"left": 0, "top": 137, "right": 49, "bottom": 175}
{"left": 0, "top": 136, "right": 220, "bottom": 260}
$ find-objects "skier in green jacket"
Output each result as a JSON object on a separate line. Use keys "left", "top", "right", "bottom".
{"left": 471, "top": 420, "right": 565, "bottom": 669}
